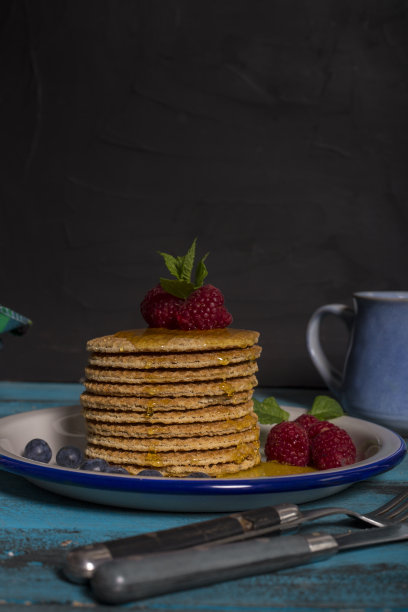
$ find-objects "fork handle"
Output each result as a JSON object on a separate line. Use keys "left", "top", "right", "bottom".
{"left": 91, "top": 533, "right": 339, "bottom": 604}
{"left": 64, "top": 504, "right": 300, "bottom": 583}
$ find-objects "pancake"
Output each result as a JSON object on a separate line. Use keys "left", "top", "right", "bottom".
{"left": 86, "top": 425, "right": 260, "bottom": 452}
{"left": 84, "top": 410, "right": 258, "bottom": 437}
{"left": 84, "top": 361, "right": 258, "bottom": 384}
{"left": 88, "top": 345, "right": 261, "bottom": 370}
{"left": 80, "top": 390, "right": 253, "bottom": 412}
{"left": 87, "top": 328, "right": 259, "bottom": 354}
{"left": 82, "top": 400, "right": 254, "bottom": 424}
{"left": 83, "top": 375, "right": 258, "bottom": 398}
{"left": 120, "top": 455, "right": 261, "bottom": 476}
{"left": 85, "top": 439, "right": 260, "bottom": 473}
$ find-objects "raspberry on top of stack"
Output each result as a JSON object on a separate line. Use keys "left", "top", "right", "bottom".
{"left": 81, "top": 239, "right": 262, "bottom": 477}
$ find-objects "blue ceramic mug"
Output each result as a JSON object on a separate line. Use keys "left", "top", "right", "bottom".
{"left": 306, "top": 291, "right": 408, "bottom": 434}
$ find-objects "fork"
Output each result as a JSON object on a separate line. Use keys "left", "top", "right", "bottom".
{"left": 64, "top": 491, "right": 408, "bottom": 583}
{"left": 274, "top": 490, "right": 408, "bottom": 531}
{"left": 196, "top": 491, "right": 408, "bottom": 547}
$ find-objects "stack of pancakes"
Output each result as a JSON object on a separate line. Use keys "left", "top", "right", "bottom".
{"left": 81, "top": 328, "right": 262, "bottom": 477}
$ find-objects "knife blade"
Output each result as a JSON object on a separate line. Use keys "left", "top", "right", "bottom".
{"left": 90, "top": 523, "right": 408, "bottom": 604}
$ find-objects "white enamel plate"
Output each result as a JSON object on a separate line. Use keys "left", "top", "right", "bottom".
{"left": 0, "top": 405, "right": 405, "bottom": 512}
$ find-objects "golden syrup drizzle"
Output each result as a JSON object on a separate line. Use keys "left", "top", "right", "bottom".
{"left": 114, "top": 328, "right": 180, "bottom": 349}
{"left": 220, "top": 461, "right": 317, "bottom": 479}
{"left": 221, "top": 415, "right": 254, "bottom": 432}
{"left": 216, "top": 354, "right": 231, "bottom": 365}
{"left": 219, "top": 418, "right": 235, "bottom": 431}
{"left": 231, "top": 442, "right": 252, "bottom": 464}
{"left": 145, "top": 399, "right": 155, "bottom": 418}
{"left": 219, "top": 382, "right": 235, "bottom": 397}
{"left": 145, "top": 451, "right": 163, "bottom": 467}
{"left": 114, "top": 328, "right": 258, "bottom": 351}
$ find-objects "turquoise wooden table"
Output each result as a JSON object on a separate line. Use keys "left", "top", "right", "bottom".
{"left": 0, "top": 382, "right": 407, "bottom": 611}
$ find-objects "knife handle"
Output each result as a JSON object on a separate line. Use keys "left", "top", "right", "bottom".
{"left": 64, "top": 504, "right": 299, "bottom": 583}
{"left": 91, "top": 533, "right": 338, "bottom": 604}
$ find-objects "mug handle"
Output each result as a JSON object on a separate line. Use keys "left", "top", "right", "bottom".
{"left": 306, "top": 304, "right": 355, "bottom": 395}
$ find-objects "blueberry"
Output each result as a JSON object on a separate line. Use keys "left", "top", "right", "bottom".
{"left": 184, "top": 472, "right": 210, "bottom": 478}
{"left": 80, "top": 458, "right": 108, "bottom": 472}
{"left": 56, "top": 446, "right": 83, "bottom": 469}
{"left": 137, "top": 469, "right": 163, "bottom": 477}
{"left": 105, "top": 465, "right": 129, "bottom": 474}
{"left": 23, "top": 438, "right": 52, "bottom": 463}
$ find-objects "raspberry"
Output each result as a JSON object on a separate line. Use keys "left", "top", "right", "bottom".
{"left": 141, "top": 285, "right": 183, "bottom": 328}
{"left": 264, "top": 421, "right": 310, "bottom": 467}
{"left": 311, "top": 427, "right": 356, "bottom": 469}
{"left": 294, "top": 413, "right": 320, "bottom": 434}
{"left": 308, "top": 420, "right": 338, "bottom": 440}
{"left": 176, "top": 285, "right": 233, "bottom": 331}
{"left": 142, "top": 240, "right": 234, "bottom": 330}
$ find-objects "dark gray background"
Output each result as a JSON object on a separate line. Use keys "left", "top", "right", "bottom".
{"left": 1, "top": 0, "right": 407, "bottom": 386}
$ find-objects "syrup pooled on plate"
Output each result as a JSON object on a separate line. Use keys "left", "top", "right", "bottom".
{"left": 220, "top": 460, "right": 317, "bottom": 479}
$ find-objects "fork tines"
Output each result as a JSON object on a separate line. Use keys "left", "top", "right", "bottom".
{"left": 373, "top": 491, "right": 408, "bottom": 523}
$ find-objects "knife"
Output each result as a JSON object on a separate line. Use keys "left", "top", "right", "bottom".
{"left": 63, "top": 503, "right": 325, "bottom": 583}
{"left": 90, "top": 523, "right": 408, "bottom": 604}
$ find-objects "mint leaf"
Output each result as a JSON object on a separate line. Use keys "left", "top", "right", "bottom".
{"left": 174, "top": 256, "right": 185, "bottom": 279}
{"left": 158, "top": 239, "right": 197, "bottom": 283}
{"left": 253, "top": 396, "right": 289, "bottom": 425}
{"left": 179, "top": 238, "right": 197, "bottom": 282}
{"left": 157, "top": 239, "right": 210, "bottom": 298}
{"left": 194, "top": 253, "right": 209, "bottom": 288}
{"left": 160, "top": 278, "right": 194, "bottom": 299}
{"left": 310, "top": 395, "right": 344, "bottom": 420}
{"left": 158, "top": 251, "right": 181, "bottom": 279}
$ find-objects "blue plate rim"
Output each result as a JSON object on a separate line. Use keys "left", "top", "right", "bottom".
{"left": 0, "top": 405, "right": 405, "bottom": 496}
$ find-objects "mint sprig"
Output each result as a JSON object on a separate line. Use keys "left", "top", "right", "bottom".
{"left": 158, "top": 238, "right": 209, "bottom": 299}
{"left": 194, "top": 252, "right": 209, "bottom": 287}
{"left": 253, "top": 397, "right": 290, "bottom": 425}
{"left": 310, "top": 395, "right": 344, "bottom": 420}
{"left": 254, "top": 394, "right": 344, "bottom": 425}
